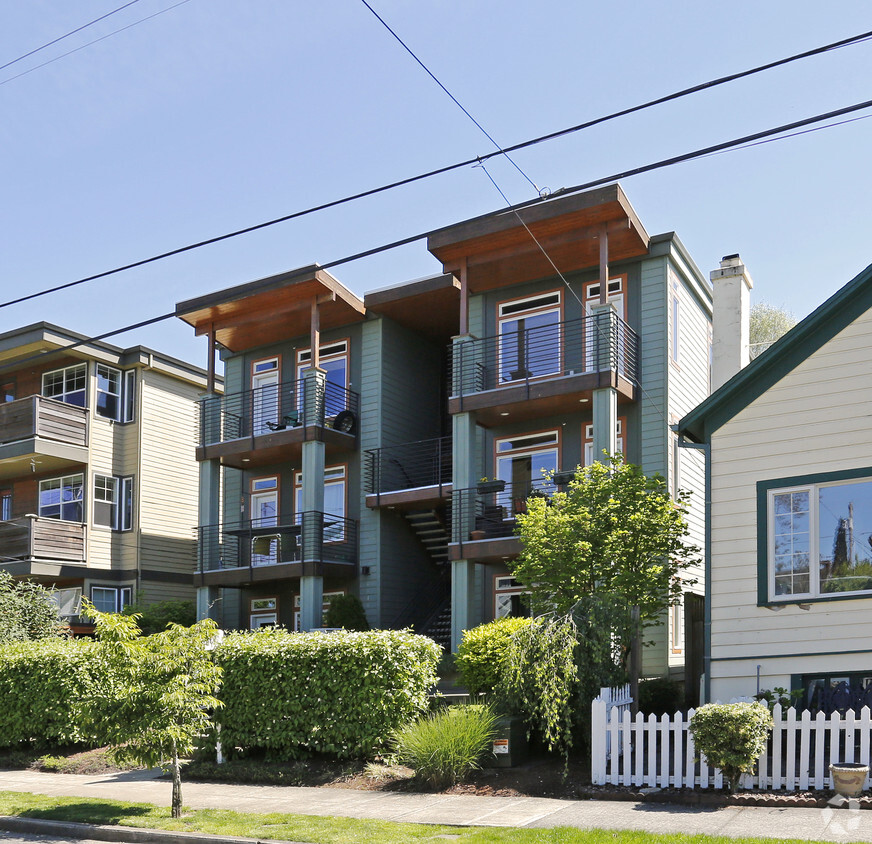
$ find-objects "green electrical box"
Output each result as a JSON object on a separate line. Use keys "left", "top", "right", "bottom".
{"left": 483, "top": 716, "right": 528, "bottom": 768}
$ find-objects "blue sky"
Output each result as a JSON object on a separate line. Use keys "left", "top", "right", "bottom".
{"left": 3, "top": 1, "right": 872, "bottom": 368}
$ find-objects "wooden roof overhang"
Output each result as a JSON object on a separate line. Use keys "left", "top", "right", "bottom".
{"left": 427, "top": 184, "right": 650, "bottom": 292}
{"left": 175, "top": 265, "right": 366, "bottom": 353}
{"left": 364, "top": 274, "right": 460, "bottom": 342}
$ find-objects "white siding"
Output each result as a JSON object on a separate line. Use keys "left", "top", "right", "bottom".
{"left": 709, "top": 307, "right": 872, "bottom": 700}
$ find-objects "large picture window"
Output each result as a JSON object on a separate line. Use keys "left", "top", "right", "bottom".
{"left": 765, "top": 474, "right": 872, "bottom": 601}
{"left": 495, "top": 430, "right": 559, "bottom": 498}
{"left": 498, "top": 292, "right": 561, "bottom": 383}
{"left": 39, "top": 474, "right": 84, "bottom": 522}
{"left": 42, "top": 364, "right": 86, "bottom": 407}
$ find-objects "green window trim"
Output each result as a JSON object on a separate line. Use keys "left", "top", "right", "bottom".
{"left": 757, "top": 466, "right": 872, "bottom": 606}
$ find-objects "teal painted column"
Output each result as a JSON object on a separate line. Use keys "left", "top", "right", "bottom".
{"left": 450, "top": 383, "right": 479, "bottom": 651}
{"left": 197, "top": 392, "right": 221, "bottom": 620}
{"left": 300, "top": 368, "right": 326, "bottom": 631}
{"left": 590, "top": 303, "right": 618, "bottom": 464}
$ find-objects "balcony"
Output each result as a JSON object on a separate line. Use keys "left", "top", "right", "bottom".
{"left": 196, "top": 379, "right": 359, "bottom": 467}
{"left": 195, "top": 510, "right": 358, "bottom": 586}
{"left": 365, "top": 436, "right": 452, "bottom": 509}
{"left": 448, "top": 477, "right": 561, "bottom": 562}
{"left": 448, "top": 312, "right": 639, "bottom": 424}
{"left": 0, "top": 396, "right": 89, "bottom": 480}
{"left": 0, "top": 516, "right": 87, "bottom": 574}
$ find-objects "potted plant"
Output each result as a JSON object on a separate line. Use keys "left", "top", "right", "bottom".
{"left": 476, "top": 478, "right": 506, "bottom": 494}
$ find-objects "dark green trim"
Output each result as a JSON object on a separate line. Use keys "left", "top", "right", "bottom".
{"left": 711, "top": 647, "right": 872, "bottom": 662}
{"left": 679, "top": 261, "right": 872, "bottom": 442}
{"left": 757, "top": 467, "right": 872, "bottom": 607}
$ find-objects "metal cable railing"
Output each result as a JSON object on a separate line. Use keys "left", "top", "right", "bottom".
{"left": 364, "top": 436, "right": 452, "bottom": 495}
{"left": 451, "top": 477, "right": 556, "bottom": 542}
{"left": 449, "top": 312, "right": 639, "bottom": 397}
{"left": 198, "top": 379, "right": 359, "bottom": 447}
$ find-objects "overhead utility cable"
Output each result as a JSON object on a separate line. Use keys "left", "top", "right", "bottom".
{"left": 0, "top": 0, "right": 195, "bottom": 87}
{"left": 358, "top": 0, "right": 539, "bottom": 194}
{"left": 5, "top": 99, "right": 872, "bottom": 376}
{"left": 4, "top": 94, "right": 872, "bottom": 315}
{"left": 0, "top": 0, "right": 145, "bottom": 72}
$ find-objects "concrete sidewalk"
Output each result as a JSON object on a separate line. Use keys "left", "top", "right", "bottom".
{"left": 1, "top": 768, "right": 872, "bottom": 842}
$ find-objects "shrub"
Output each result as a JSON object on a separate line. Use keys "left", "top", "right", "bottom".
{"left": 639, "top": 676, "right": 684, "bottom": 716}
{"left": 455, "top": 617, "right": 531, "bottom": 696}
{"left": 0, "top": 639, "right": 106, "bottom": 749}
{"left": 393, "top": 704, "right": 499, "bottom": 788}
{"left": 123, "top": 599, "right": 196, "bottom": 635}
{"left": 215, "top": 628, "right": 440, "bottom": 759}
{"left": 690, "top": 702, "right": 772, "bottom": 791}
{"left": 322, "top": 594, "right": 370, "bottom": 630}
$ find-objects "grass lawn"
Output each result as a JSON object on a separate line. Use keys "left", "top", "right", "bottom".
{"left": 0, "top": 791, "right": 838, "bottom": 844}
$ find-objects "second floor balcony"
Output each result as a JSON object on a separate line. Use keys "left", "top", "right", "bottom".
{"left": 448, "top": 311, "right": 639, "bottom": 423}
{"left": 0, "top": 396, "right": 89, "bottom": 478}
{"left": 195, "top": 510, "right": 358, "bottom": 587}
{"left": 0, "top": 515, "right": 87, "bottom": 573}
{"left": 365, "top": 436, "right": 452, "bottom": 509}
{"left": 197, "top": 379, "right": 359, "bottom": 467}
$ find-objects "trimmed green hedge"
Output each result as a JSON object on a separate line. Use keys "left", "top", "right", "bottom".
{"left": 0, "top": 639, "right": 105, "bottom": 748}
{"left": 455, "top": 617, "right": 532, "bottom": 696}
{"left": 215, "top": 629, "right": 441, "bottom": 758}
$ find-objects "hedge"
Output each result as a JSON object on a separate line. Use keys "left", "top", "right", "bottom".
{"left": 215, "top": 628, "right": 441, "bottom": 758}
{"left": 455, "top": 616, "right": 532, "bottom": 696}
{"left": 0, "top": 639, "right": 105, "bottom": 748}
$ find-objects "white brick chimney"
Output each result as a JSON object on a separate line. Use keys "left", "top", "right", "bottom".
{"left": 710, "top": 254, "right": 753, "bottom": 392}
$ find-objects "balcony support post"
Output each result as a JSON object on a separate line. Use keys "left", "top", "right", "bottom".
{"left": 451, "top": 410, "right": 480, "bottom": 650}
{"left": 299, "top": 435, "right": 326, "bottom": 631}
{"left": 302, "top": 367, "right": 326, "bottom": 427}
{"left": 196, "top": 586, "right": 219, "bottom": 623}
{"left": 590, "top": 301, "right": 618, "bottom": 465}
{"left": 197, "top": 460, "right": 221, "bottom": 590}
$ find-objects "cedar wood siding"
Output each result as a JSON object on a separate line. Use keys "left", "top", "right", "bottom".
{"left": 708, "top": 306, "right": 872, "bottom": 701}
{"left": 359, "top": 317, "right": 446, "bottom": 627}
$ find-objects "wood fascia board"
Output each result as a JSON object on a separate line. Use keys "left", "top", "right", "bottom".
{"left": 192, "top": 292, "right": 337, "bottom": 336}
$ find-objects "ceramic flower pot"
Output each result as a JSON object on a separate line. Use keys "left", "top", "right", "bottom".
{"left": 830, "top": 762, "right": 868, "bottom": 798}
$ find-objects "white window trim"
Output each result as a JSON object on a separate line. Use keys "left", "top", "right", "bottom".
{"left": 42, "top": 363, "right": 87, "bottom": 407}
{"left": 90, "top": 584, "right": 133, "bottom": 614}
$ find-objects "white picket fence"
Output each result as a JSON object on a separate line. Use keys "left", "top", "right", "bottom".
{"left": 591, "top": 700, "right": 872, "bottom": 790}
{"left": 598, "top": 683, "right": 632, "bottom": 759}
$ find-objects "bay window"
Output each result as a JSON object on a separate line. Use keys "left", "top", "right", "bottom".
{"left": 93, "top": 475, "right": 133, "bottom": 531}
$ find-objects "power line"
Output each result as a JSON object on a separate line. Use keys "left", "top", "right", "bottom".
{"left": 1, "top": 0, "right": 195, "bottom": 87}
{"left": 5, "top": 96, "right": 872, "bottom": 376}
{"left": 0, "top": 0, "right": 145, "bottom": 73}
{"left": 4, "top": 92, "right": 872, "bottom": 316}
{"left": 358, "top": 0, "right": 539, "bottom": 194}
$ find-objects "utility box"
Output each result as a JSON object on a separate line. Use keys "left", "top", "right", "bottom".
{"left": 483, "top": 716, "right": 528, "bottom": 768}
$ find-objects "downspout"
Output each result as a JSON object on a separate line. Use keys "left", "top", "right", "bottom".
{"left": 677, "top": 434, "right": 711, "bottom": 704}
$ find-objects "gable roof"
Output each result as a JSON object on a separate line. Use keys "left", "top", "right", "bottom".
{"left": 678, "top": 260, "right": 872, "bottom": 443}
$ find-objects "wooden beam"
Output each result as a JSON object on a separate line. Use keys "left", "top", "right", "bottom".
{"left": 599, "top": 225, "right": 609, "bottom": 305}
{"left": 206, "top": 323, "right": 216, "bottom": 393}
{"left": 192, "top": 292, "right": 336, "bottom": 336}
{"left": 310, "top": 300, "right": 320, "bottom": 369}
{"left": 459, "top": 257, "right": 468, "bottom": 336}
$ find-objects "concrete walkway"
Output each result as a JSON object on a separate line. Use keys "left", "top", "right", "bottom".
{"left": 1, "top": 769, "right": 872, "bottom": 842}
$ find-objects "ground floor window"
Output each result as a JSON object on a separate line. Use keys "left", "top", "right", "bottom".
{"left": 494, "top": 575, "right": 530, "bottom": 619}
{"left": 794, "top": 671, "right": 872, "bottom": 713}
{"left": 293, "top": 590, "right": 345, "bottom": 630}
{"left": 249, "top": 596, "right": 278, "bottom": 628}
{"left": 90, "top": 585, "right": 132, "bottom": 614}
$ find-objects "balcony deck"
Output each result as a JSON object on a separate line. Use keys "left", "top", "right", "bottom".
{"left": 0, "top": 396, "right": 89, "bottom": 479}
{"left": 0, "top": 516, "right": 87, "bottom": 572}
{"left": 364, "top": 436, "right": 452, "bottom": 510}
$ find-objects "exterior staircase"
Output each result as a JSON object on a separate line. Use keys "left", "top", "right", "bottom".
{"left": 421, "top": 599, "right": 451, "bottom": 650}
{"left": 403, "top": 508, "right": 449, "bottom": 565}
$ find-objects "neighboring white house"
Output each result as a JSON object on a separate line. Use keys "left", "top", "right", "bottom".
{"left": 678, "top": 260, "right": 872, "bottom": 706}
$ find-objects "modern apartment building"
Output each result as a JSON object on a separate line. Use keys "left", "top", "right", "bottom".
{"left": 177, "top": 184, "right": 712, "bottom": 685}
{"left": 0, "top": 323, "right": 210, "bottom": 629}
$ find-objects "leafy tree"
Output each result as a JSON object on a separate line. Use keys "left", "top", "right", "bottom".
{"left": 512, "top": 454, "right": 699, "bottom": 628}
{"left": 0, "top": 571, "right": 65, "bottom": 642}
{"left": 322, "top": 593, "right": 369, "bottom": 630}
{"left": 749, "top": 302, "right": 796, "bottom": 359}
{"left": 79, "top": 603, "right": 223, "bottom": 818}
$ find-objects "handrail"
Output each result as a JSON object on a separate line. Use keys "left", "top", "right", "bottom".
{"left": 449, "top": 312, "right": 639, "bottom": 398}
{"left": 451, "top": 477, "right": 556, "bottom": 542}
{"left": 364, "top": 436, "right": 452, "bottom": 496}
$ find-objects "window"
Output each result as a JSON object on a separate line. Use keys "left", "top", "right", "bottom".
{"left": 2, "top": 381, "right": 14, "bottom": 403}
{"left": 250, "top": 597, "right": 278, "bottom": 629}
{"left": 39, "top": 474, "right": 83, "bottom": 522}
{"left": 96, "top": 365, "right": 135, "bottom": 421}
{"left": 297, "top": 341, "right": 348, "bottom": 415}
{"left": 91, "top": 585, "right": 132, "bottom": 614}
{"left": 294, "top": 466, "right": 346, "bottom": 541}
{"left": 293, "top": 591, "right": 344, "bottom": 631}
{"left": 250, "top": 477, "right": 279, "bottom": 566}
{"left": 51, "top": 587, "right": 82, "bottom": 618}
{"left": 494, "top": 576, "right": 530, "bottom": 619}
{"left": 763, "top": 473, "right": 872, "bottom": 601}
{"left": 496, "top": 431, "right": 558, "bottom": 498}
{"left": 42, "top": 364, "right": 86, "bottom": 407}
{"left": 670, "top": 600, "right": 683, "bottom": 653}
{"left": 583, "top": 419, "right": 625, "bottom": 466}
{"left": 498, "top": 292, "right": 561, "bottom": 383}
{"left": 93, "top": 475, "right": 133, "bottom": 531}
{"left": 0, "top": 490, "right": 11, "bottom": 521}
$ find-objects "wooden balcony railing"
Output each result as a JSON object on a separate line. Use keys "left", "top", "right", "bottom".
{"left": 0, "top": 516, "right": 86, "bottom": 562}
{"left": 0, "top": 396, "right": 88, "bottom": 448}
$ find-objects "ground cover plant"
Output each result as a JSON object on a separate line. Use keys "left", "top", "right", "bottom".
{"left": 0, "top": 791, "right": 838, "bottom": 844}
{"left": 393, "top": 704, "right": 499, "bottom": 787}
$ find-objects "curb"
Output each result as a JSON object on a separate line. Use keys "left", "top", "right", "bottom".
{"left": 0, "top": 815, "right": 305, "bottom": 844}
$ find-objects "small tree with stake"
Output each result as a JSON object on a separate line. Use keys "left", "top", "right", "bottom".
{"left": 79, "top": 602, "right": 222, "bottom": 818}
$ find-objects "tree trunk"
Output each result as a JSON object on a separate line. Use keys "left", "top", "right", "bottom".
{"left": 629, "top": 606, "right": 641, "bottom": 716}
{"left": 171, "top": 741, "right": 182, "bottom": 819}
